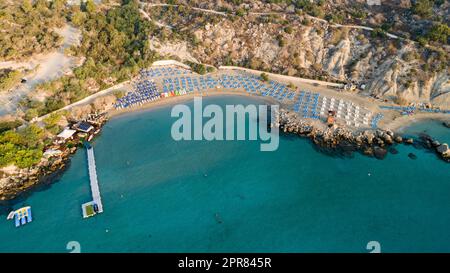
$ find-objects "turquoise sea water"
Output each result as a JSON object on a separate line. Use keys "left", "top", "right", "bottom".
{"left": 0, "top": 96, "right": 449, "bottom": 253}
{"left": 399, "top": 119, "right": 450, "bottom": 144}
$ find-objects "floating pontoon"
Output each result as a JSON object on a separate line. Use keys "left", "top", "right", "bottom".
{"left": 7, "top": 206, "right": 32, "bottom": 227}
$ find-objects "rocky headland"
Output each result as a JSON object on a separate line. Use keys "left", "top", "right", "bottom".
{"left": 275, "top": 108, "right": 450, "bottom": 162}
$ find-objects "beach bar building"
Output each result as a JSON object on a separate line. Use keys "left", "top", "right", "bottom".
{"left": 57, "top": 128, "right": 76, "bottom": 141}
{"left": 73, "top": 122, "right": 94, "bottom": 133}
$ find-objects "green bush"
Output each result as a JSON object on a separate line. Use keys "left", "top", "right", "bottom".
{"left": 0, "top": 120, "right": 23, "bottom": 134}
{"left": 235, "top": 8, "right": 246, "bottom": 17}
{"left": 0, "top": 124, "right": 45, "bottom": 168}
{"left": 0, "top": 0, "right": 66, "bottom": 61}
{"left": 411, "top": 0, "right": 433, "bottom": 18}
{"left": 426, "top": 23, "right": 450, "bottom": 44}
{"left": 0, "top": 69, "right": 22, "bottom": 91}
{"left": 30, "top": 1, "right": 159, "bottom": 116}
{"left": 185, "top": 61, "right": 207, "bottom": 75}
{"left": 277, "top": 35, "right": 286, "bottom": 47}
{"left": 284, "top": 26, "right": 293, "bottom": 34}
{"left": 260, "top": 73, "right": 269, "bottom": 82}
{"left": 371, "top": 28, "right": 386, "bottom": 38}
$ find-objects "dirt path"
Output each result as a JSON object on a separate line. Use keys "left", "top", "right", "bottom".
{"left": 140, "top": 1, "right": 401, "bottom": 39}
{"left": 0, "top": 24, "right": 82, "bottom": 116}
{"left": 139, "top": 8, "right": 173, "bottom": 29}
{"left": 142, "top": 2, "right": 227, "bottom": 16}
{"left": 35, "top": 81, "right": 131, "bottom": 122}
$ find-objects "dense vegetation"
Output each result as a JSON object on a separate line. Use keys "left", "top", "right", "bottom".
{"left": 0, "top": 120, "right": 23, "bottom": 134}
{"left": 418, "top": 22, "right": 450, "bottom": 45}
{"left": 2, "top": 0, "right": 160, "bottom": 168}
{"left": 411, "top": 0, "right": 445, "bottom": 18}
{"left": 70, "top": 0, "right": 157, "bottom": 81}
{"left": 260, "top": 73, "right": 269, "bottom": 82}
{"left": 0, "top": 69, "right": 22, "bottom": 92}
{"left": 0, "top": 125, "right": 45, "bottom": 168}
{"left": 21, "top": 0, "right": 159, "bottom": 120}
{"left": 185, "top": 61, "right": 207, "bottom": 74}
{"left": 0, "top": 0, "right": 66, "bottom": 61}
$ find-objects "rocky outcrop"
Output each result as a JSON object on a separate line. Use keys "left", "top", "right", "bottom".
{"left": 276, "top": 109, "right": 399, "bottom": 157}
{"left": 436, "top": 144, "right": 450, "bottom": 161}
{"left": 323, "top": 39, "right": 352, "bottom": 79}
{"left": 436, "top": 143, "right": 449, "bottom": 154}
{"left": 443, "top": 121, "right": 450, "bottom": 129}
{"left": 275, "top": 109, "right": 450, "bottom": 162}
{"left": 0, "top": 113, "right": 108, "bottom": 201}
{"left": 149, "top": 5, "right": 449, "bottom": 108}
{"left": 0, "top": 147, "right": 76, "bottom": 201}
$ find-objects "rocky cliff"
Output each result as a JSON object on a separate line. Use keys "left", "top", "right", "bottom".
{"left": 146, "top": 2, "right": 450, "bottom": 107}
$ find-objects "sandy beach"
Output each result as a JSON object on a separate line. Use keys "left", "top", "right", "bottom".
{"left": 107, "top": 85, "right": 450, "bottom": 135}
{"left": 384, "top": 113, "right": 450, "bottom": 132}
{"left": 107, "top": 90, "right": 279, "bottom": 119}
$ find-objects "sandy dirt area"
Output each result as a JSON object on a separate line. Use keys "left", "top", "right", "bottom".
{"left": 0, "top": 25, "right": 81, "bottom": 116}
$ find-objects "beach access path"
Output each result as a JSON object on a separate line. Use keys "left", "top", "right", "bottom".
{"left": 139, "top": 6, "right": 173, "bottom": 29}
{"left": 35, "top": 80, "right": 131, "bottom": 122}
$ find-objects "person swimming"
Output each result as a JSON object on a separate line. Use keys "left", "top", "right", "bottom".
{"left": 214, "top": 213, "right": 223, "bottom": 224}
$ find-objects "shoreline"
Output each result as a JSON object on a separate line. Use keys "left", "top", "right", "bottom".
{"left": 107, "top": 88, "right": 450, "bottom": 138}
{"left": 276, "top": 108, "right": 450, "bottom": 162}
{"left": 1, "top": 92, "right": 449, "bottom": 201}
{"left": 107, "top": 90, "right": 280, "bottom": 119}
{"left": 385, "top": 113, "right": 450, "bottom": 133}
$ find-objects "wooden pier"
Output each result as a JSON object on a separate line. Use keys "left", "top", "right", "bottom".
{"left": 81, "top": 145, "right": 103, "bottom": 218}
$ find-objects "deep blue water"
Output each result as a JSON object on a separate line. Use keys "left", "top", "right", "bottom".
{"left": 0, "top": 96, "right": 449, "bottom": 253}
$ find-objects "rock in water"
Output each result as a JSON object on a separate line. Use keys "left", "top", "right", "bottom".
{"left": 389, "top": 147, "right": 399, "bottom": 154}
{"left": 419, "top": 133, "right": 432, "bottom": 142}
{"left": 408, "top": 153, "right": 417, "bottom": 160}
{"left": 394, "top": 136, "right": 403, "bottom": 143}
{"left": 214, "top": 213, "right": 223, "bottom": 224}
{"left": 374, "top": 147, "right": 387, "bottom": 160}
{"left": 431, "top": 140, "right": 441, "bottom": 147}
{"left": 436, "top": 143, "right": 450, "bottom": 157}
{"left": 405, "top": 138, "right": 414, "bottom": 144}
{"left": 413, "top": 142, "right": 424, "bottom": 149}
{"left": 443, "top": 122, "right": 450, "bottom": 129}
